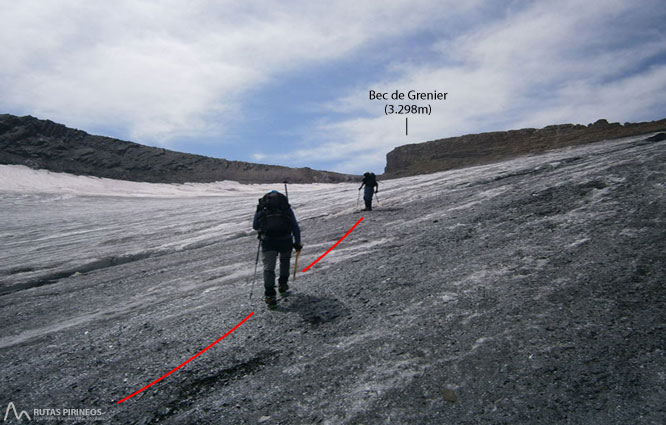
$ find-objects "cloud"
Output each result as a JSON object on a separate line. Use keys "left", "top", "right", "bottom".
{"left": 1, "top": 0, "right": 663, "bottom": 175}
{"left": 0, "top": 0, "right": 473, "bottom": 145}
{"left": 275, "top": 0, "right": 666, "bottom": 173}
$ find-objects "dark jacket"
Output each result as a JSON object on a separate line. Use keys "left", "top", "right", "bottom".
{"left": 360, "top": 174, "right": 378, "bottom": 191}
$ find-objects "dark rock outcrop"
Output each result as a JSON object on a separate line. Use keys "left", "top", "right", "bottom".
{"left": 646, "top": 132, "right": 666, "bottom": 142}
{"left": 0, "top": 114, "right": 357, "bottom": 184}
{"left": 385, "top": 118, "right": 666, "bottom": 177}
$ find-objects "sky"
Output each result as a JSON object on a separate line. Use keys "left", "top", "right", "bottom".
{"left": 1, "top": 0, "right": 665, "bottom": 175}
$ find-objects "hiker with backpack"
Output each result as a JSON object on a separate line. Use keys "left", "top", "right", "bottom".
{"left": 359, "top": 172, "right": 379, "bottom": 211}
{"left": 253, "top": 190, "right": 302, "bottom": 308}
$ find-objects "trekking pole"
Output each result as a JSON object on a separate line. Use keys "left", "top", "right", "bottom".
{"left": 283, "top": 180, "right": 289, "bottom": 201}
{"left": 249, "top": 238, "right": 261, "bottom": 304}
{"left": 356, "top": 190, "right": 360, "bottom": 210}
{"left": 292, "top": 248, "right": 301, "bottom": 281}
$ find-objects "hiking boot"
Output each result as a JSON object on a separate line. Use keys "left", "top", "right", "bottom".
{"left": 278, "top": 277, "right": 289, "bottom": 295}
{"left": 265, "top": 296, "right": 277, "bottom": 309}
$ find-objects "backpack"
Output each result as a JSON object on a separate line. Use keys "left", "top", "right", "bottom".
{"left": 364, "top": 172, "right": 377, "bottom": 187}
{"left": 258, "top": 192, "right": 292, "bottom": 237}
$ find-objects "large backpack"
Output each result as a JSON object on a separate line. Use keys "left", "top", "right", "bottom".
{"left": 258, "top": 192, "right": 292, "bottom": 238}
{"left": 364, "top": 172, "right": 377, "bottom": 187}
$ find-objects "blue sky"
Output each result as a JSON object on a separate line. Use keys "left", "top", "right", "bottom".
{"left": 1, "top": 0, "right": 665, "bottom": 175}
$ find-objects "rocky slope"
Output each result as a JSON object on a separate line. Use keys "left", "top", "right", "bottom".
{"left": 0, "top": 114, "right": 356, "bottom": 184}
{"left": 385, "top": 118, "right": 666, "bottom": 177}
{"left": 1, "top": 133, "right": 664, "bottom": 424}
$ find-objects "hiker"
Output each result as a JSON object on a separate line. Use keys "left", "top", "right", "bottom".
{"left": 253, "top": 190, "right": 302, "bottom": 308}
{"left": 359, "top": 172, "right": 379, "bottom": 211}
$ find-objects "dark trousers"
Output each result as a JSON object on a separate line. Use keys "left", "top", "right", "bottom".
{"left": 364, "top": 186, "right": 374, "bottom": 210}
{"left": 261, "top": 237, "right": 292, "bottom": 296}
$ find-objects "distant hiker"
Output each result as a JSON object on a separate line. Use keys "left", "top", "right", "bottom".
{"left": 359, "top": 172, "right": 379, "bottom": 211}
{"left": 253, "top": 190, "right": 302, "bottom": 308}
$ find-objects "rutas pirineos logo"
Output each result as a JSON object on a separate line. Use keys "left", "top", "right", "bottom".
{"left": 3, "top": 402, "right": 31, "bottom": 421}
{"left": 3, "top": 402, "right": 104, "bottom": 422}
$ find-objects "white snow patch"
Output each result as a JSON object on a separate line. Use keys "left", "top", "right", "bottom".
{"left": 452, "top": 267, "right": 511, "bottom": 288}
{"left": 297, "top": 237, "right": 393, "bottom": 271}
{"left": 472, "top": 336, "right": 495, "bottom": 351}
{"left": 447, "top": 187, "right": 511, "bottom": 212}
{"left": 440, "top": 293, "right": 457, "bottom": 303}
{"left": 567, "top": 238, "right": 590, "bottom": 248}
{"left": 330, "top": 359, "right": 424, "bottom": 425}
{"left": 619, "top": 227, "right": 648, "bottom": 238}
{"left": 462, "top": 312, "right": 484, "bottom": 325}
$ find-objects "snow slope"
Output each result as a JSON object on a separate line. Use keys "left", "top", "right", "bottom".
{"left": 1, "top": 134, "right": 665, "bottom": 424}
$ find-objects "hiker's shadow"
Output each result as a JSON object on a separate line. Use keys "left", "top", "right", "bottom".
{"left": 277, "top": 293, "right": 349, "bottom": 325}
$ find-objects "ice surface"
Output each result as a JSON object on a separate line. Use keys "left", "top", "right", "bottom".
{"left": 0, "top": 134, "right": 655, "bottom": 294}
{"left": 1, "top": 133, "right": 665, "bottom": 424}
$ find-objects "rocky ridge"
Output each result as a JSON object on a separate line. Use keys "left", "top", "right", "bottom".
{"left": 384, "top": 118, "right": 666, "bottom": 177}
{"left": 0, "top": 114, "right": 356, "bottom": 184}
